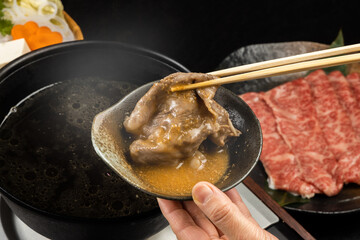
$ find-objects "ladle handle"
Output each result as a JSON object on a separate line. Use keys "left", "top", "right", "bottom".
{"left": 243, "top": 177, "right": 316, "bottom": 240}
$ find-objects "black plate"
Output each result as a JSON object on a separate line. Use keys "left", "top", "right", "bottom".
{"left": 218, "top": 41, "right": 360, "bottom": 214}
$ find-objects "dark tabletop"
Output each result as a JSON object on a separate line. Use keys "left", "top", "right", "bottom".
{"left": 61, "top": 1, "right": 360, "bottom": 239}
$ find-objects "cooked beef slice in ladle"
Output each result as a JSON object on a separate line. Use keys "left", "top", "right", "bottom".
{"left": 123, "top": 72, "right": 241, "bottom": 165}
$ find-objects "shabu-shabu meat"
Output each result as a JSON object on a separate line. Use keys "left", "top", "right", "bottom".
{"left": 241, "top": 70, "right": 360, "bottom": 198}
{"left": 124, "top": 72, "right": 240, "bottom": 166}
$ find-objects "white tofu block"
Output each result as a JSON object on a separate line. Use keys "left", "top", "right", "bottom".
{"left": 0, "top": 38, "right": 31, "bottom": 69}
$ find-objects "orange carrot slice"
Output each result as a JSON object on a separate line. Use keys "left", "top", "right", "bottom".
{"left": 11, "top": 21, "right": 39, "bottom": 40}
{"left": 11, "top": 21, "right": 63, "bottom": 51}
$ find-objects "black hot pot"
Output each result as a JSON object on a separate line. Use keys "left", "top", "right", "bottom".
{"left": 0, "top": 41, "right": 189, "bottom": 240}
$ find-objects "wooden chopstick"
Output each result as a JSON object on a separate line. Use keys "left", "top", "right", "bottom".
{"left": 243, "top": 177, "right": 316, "bottom": 240}
{"left": 209, "top": 43, "right": 360, "bottom": 77}
{"left": 171, "top": 52, "right": 360, "bottom": 92}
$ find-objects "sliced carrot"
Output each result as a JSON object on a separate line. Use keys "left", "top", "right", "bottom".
{"left": 24, "top": 21, "right": 39, "bottom": 35}
{"left": 11, "top": 21, "right": 39, "bottom": 40}
{"left": 28, "top": 28, "right": 63, "bottom": 50}
{"left": 11, "top": 21, "right": 63, "bottom": 51}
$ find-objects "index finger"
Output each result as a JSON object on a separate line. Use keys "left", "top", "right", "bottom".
{"left": 225, "top": 188, "right": 258, "bottom": 225}
{"left": 157, "top": 198, "right": 210, "bottom": 240}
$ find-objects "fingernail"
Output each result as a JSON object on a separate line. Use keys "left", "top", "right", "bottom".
{"left": 193, "top": 183, "right": 213, "bottom": 204}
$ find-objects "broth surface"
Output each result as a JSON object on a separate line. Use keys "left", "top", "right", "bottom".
{"left": 0, "top": 77, "right": 158, "bottom": 218}
{"left": 133, "top": 143, "right": 229, "bottom": 195}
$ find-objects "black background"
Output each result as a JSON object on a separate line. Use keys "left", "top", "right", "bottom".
{"left": 61, "top": 1, "right": 360, "bottom": 239}
{"left": 62, "top": 0, "right": 360, "bottom": 72}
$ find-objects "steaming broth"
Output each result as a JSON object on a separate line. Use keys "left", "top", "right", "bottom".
{"left": 0, "top": 77, "right": 158, "bottom": 218}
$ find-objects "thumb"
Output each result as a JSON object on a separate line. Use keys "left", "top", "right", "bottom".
{"left": 192, "top": 182, "right": 270, "bottom": 240}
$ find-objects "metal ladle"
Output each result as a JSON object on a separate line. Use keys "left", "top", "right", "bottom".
{"left": 91, "top": 81, "right": 262, "bottom": 200}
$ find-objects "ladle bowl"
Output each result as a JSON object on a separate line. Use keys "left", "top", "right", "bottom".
{"left": 91, "top": 81, "right": 263, "bottom": 200}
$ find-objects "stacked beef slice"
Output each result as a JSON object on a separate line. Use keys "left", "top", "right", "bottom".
{"left": 241, "top": 70, "right": 360, "bottom": 198}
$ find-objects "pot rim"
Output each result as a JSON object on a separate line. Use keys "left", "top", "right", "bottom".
{"left": 0, "top": 40, "right": 189, "bottom": 83}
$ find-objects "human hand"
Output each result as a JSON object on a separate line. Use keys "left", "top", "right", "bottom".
{"left": 157, "top": 181, "right": 278, "bottom": 240}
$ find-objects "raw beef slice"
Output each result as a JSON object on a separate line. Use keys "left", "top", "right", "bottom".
{"left": 241, "top": 92, "right": 318, "bottom": 198}
{"left": 263, "top": 78, "right": 342, "bottom": 196}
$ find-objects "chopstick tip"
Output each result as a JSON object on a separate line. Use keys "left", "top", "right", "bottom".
{"left": 170, "top": 86, "right": 178, "bottom": 92}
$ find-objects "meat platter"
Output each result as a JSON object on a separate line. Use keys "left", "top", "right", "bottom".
{"left": 218, "top": 41, "right": 360, "bottom": 214}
